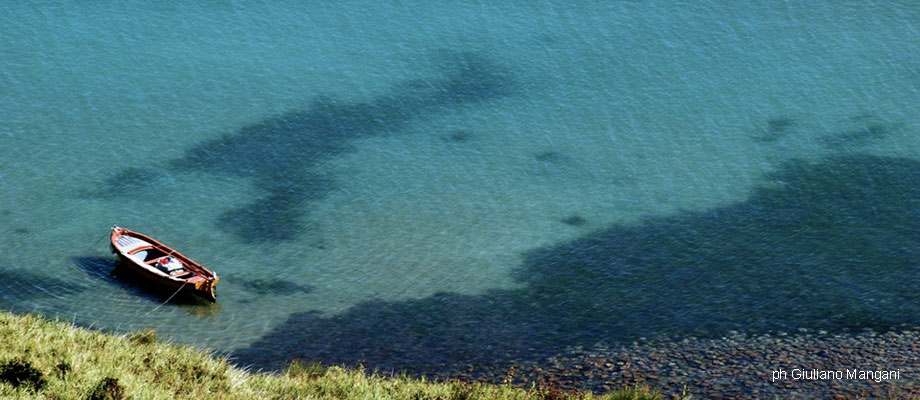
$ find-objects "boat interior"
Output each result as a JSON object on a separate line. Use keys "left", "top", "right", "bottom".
{"left": 115, "top": 232, "right": 208, "bottom": 281}
{"left": 127, "top": 246, "right": 195, "bottom": 279}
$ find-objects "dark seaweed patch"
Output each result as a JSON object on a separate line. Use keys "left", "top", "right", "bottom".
{"left": 535, "top": 33, "right": 560, "bottom": 46}
{"left": 214, "top": 189, "right": 326, "bottom": 243}
{"left": 767, "top": 118, "right": 794, "bottom": 133}
{"left": 535, "top": 150, "right": 565, "bottom": 163}
{"left": 88, "top": 167, "right": 162, "bottom": 198}
{"left": 432, "top": 51, "right": 514, "bottom": 103}
{"left": 560, "top": 215, "right": 587, "bottom": 226}
{"left": 532, "top": 150, "right": 583, "bottom": 179}
{"left": 444, "top": 130, "right": 475, "bottom": 143}
{"left": 756, "top": 114, "right": 901, "bottom": 149}
{"left": 234, "top": 155, "right": 920, "bottom": 376}
{"left": 822, "top": 121, "right": 891, "bottom": 147}
{"left": 754, "top": 117, "right": 796, "bottom": 142}
{"left": 230, "top": 275, "right": 314, "bottom": 296}
{"left": 157, "top": 51, "right": 514, "bottom": 243}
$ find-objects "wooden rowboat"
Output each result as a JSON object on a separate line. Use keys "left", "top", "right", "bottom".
{"left": 109, "top": 225, "right": 219, "bottom": 302}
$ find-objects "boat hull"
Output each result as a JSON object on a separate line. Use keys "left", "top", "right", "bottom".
{"left": 112, "top": 253, "right": 218, "bottom": 301}
{"left": 109, "top": 226, "right": 218, "bottom": 302}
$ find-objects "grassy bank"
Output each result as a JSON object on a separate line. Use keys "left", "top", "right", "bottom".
{"left": 0, "top": 312, "right": 668, "bottom": 399}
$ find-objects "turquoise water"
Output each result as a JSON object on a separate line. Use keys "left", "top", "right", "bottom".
{"left": 2, "top": 1, "right": 919, "bottom": 375}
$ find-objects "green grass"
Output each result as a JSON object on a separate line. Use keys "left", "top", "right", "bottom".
{"left": 0, "top": 311, "right": 668, "bottom": 400}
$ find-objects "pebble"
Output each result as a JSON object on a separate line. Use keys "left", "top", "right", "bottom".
{"left": 422, "top": 328, "right": 920, "bottom": 399}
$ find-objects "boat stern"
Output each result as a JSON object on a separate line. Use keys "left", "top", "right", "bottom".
{"left": 197, "top": 276, "right": 219, "bottom": 302}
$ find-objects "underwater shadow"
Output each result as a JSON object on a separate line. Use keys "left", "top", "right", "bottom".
{"left": 71, "top": 257, "right": 211, "bottom": 306}
{"left": 0, "top": 268, "right": 86, "bottom": 308}
{"left": 232, "top": 154, "right": 920, "bottom": 376}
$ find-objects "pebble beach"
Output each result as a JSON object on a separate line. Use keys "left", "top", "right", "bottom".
{"left": 434, "top": 330, "right": 920, "bottom": 399}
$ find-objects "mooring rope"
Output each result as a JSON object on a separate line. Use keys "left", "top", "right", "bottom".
{"left": 145, "top": 280, "right": 188, "bottom": 316}
{"left": 87, "top": 232, "right": 108, "bottom": 253}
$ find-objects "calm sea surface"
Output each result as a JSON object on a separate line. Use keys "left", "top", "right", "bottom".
{"left": 2, "top": 1, "right": 919, "bottom": 373}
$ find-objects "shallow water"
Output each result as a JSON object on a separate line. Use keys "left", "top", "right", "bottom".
{"left": 1, "top": 1, "right": 919, "bottom": 374}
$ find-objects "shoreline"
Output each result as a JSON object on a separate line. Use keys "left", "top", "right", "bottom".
{"left": 428, "top": 329, "right": 920, "bottom": 399}
{"left": 0, "top": 311, "right": 662, "bottom": 399}
{"left": 6, "top": 309, "right": 920, "bottom": 398}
